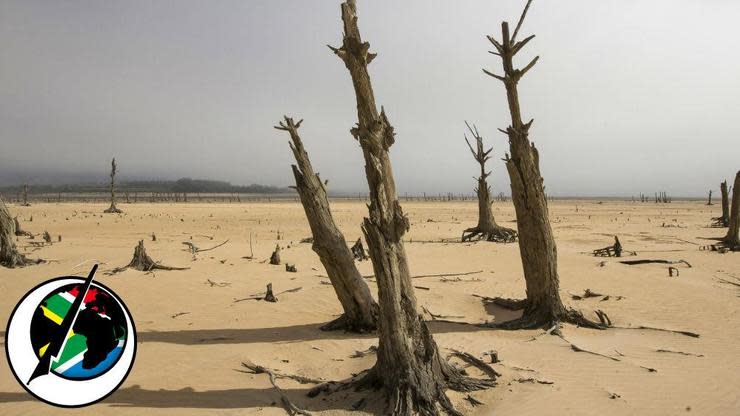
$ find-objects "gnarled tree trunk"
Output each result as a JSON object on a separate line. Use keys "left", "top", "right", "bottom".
{"left": 1, "top": 197, "right": 33, "bottom": 268}
{"left": 275, "top": 116, "right": 378, "bottom": 332}
{"left": 315, "top": 2, "right": 494, "bottom": 414}
{"left": 461, "top": 121, "right": 517, "bottom": 243}
{"left": 104, "top": 158, "right": 122, "bottom": 213}
{"left": 724, "top": 171, "right": 740, "bottom": 248}
{"left": 483, "top": 0, "right": 602, "bottom": 329}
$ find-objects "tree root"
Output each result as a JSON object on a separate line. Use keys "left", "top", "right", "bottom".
{"left": 319, "top": 314, "right": 377, "bottom": 333}
{"left": 239, "top": 362, "right": 315, "bottom": 415}
{"left": 480, "top": 301, "right": 608, "bottom": 331}
{"left": 462, "top": 225, "right": 517, "bottom": 243}
{"left": 612, "top": 325, "right": 699, "bottom": 338}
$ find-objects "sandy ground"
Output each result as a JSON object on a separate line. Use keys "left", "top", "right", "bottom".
{"left": 0, "top": 200, "right": 739, "bottom": 415}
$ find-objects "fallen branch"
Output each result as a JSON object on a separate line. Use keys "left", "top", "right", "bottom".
{"left": 655, "top": 349, "right": 703, "bottom": 357}
{"left": 449, "top": 349, "right": 501, "bottom": 380}
{"left": 182, "top": 239, "right": 229, "bottom": 253}
{"left": 613, "top": 325, "right": 699, "bottom": 338}
{"left": 239, "top": 362, "right": 314, "bottom": 416}
{"left": 620, "top": 259, "right": 692, "bottom": 267}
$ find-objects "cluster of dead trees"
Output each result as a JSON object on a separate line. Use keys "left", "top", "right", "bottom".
{"left": 637, "top": 192, "right": 672, "bottom": 203}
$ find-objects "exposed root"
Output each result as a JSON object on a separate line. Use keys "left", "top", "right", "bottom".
{"left": 239, "top": 362, "right": 315, "bottom": 415}
{"left": 612, "top": 325, "right": 699, "bottom": 338}
{"left": 556, "top": 333, "right": 620, "bottom": 362}
{"left": 109, "top": 240, "right": 189, "bottom": 274}
{"left": 319, "top": 314, "right": 377, "bottom": 333}
{"left": 462, "top": 225, "right": 517, "bottom": 243}
{"left": 483, "top": 305, "right": 607, "bottom": 331}
{"left": 239, "top": 362, "right": 324, "bottom": 384}
{"left": 655, "top": 349, "right": 704, "bottom": 357}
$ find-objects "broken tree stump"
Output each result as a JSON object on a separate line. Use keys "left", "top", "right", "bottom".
{"left": 13, "top": 217, "right": 32, "bottom": 237}
{"left": 1, "top": 197, "right": 39, "bottom": 267}
{"left": 103, "top": 158, "right": 123, "bottom": 213}
{"left": 264, "top": 283, "right": 278, "bottom": 302}
{"left": 269, "top": 244, "right": 281, "bottom": 265}
{"left": 111, "top": 240, "right": 189, "bottom": 273}
{"left": 285, "top": 263, "right": 297, "bottom": 273}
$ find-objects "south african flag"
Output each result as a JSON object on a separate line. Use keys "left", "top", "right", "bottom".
{"left": 30, "top": 283, "right": 127, "bottom": 379}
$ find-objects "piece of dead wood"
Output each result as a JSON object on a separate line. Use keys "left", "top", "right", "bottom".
{"left": 238, "top": 362, "right": 315, "bottom": 416}
{"left": 613, "top": 325, "right": 700, "bottom": 338}
{"left": 570, "top": 289, "right": 603, "bottom": 300}
{"left": 350, "top": 238, "right": 369, "bottom": 261}
{"left": 285, "top": 263, "right": 297, "bottom": 273}
{"left": 182, "top": 239, "right": 229, "bottom": 254}
{"left": 526, "top": 324, "right": 560, "bottom": 342}
{"left": 515, "top": 377, "right": 554, "bottom": 385}
{"left": 233, "top": 285, "right": 302, "bottom": 303}
{"left": 170, "top": 312, "right": 190, "bottom": 319}
{"left": 464, "top": 395, "right": 484, "bottom": 407}
{"left": 556, "top": 334, "right": 620, "bottom": 362}
{"left": 412, "top": 270, "right": 484, "bottom": 279}
{"left": 239, "top": 362, "right": 324, "bottom": 384}
{"left": 422, "top": 306, "right": 465, "bottom": 321}
{"left": 449, "top": 350, "right": 501, "bottom": 380}
{"left": 414, "top": 285, "right": 430, "bottom": 291}
{"left": 205, "top": 278, "right": 231, "bottom": 287}
{"left": 109, "top": 240, "right": 189, "bottom": 274}
{"left": 655, "top": 349, "right": 704, "bottom": 357}
{"left": 620, "top": 259, "right": 692, "bottom": 267}
{"left": 439, "top": 276, "right": 483, "bottom": 283}
{"left": 668, "top": 266, "right": 679, "bottom": 277}
{"left": 269, "top": 244, "right": 281, "bottom": 265}
{"left": 472, "top": 295, "right": 527, "bottom": 311}
{"left": 350, "top": 345, "right": 378, "bottom": 358}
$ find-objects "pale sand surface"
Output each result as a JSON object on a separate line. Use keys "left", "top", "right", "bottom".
{"left": 1, "top": 200, "right": 738, "bottom": 415}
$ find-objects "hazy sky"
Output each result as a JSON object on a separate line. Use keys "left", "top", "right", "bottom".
{"left": 1, "top": 0, "right": 738, "bottom": 196}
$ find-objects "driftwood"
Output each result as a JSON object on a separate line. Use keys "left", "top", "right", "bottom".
{"left": 461, "top": 121, "right": 517, "bottom": 243}
{"left": 620, "top": 259, "right": 691, "bottom": 267}
{"left": 239, "top": 362, "right": 314, "bottom": 416}
{"left": 110, "top": 240, "right": 189, "bottom": 273}
{"left": 182, "top": 239, "right": 229, "bottom": 254}
{"left": 482, "top": 0, "right": 603, "bottom": 330}
{"left": 592, "top": 236, "right": 632, "bottom": 257}
{"left": 233, "top": 285, "right": 302, "bottom": 303}
{"left": 103, "top": 158, "right": 123, "bottom": 213}
{"left": 264, "top": 283, "right": 278, "bottom": 302}
{"left": 285, "top": 263, "right": 297, "bottom": 273}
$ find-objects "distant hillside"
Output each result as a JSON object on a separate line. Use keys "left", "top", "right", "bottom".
{"left": 0, "top": 178, "right": 292, "bottom": 195}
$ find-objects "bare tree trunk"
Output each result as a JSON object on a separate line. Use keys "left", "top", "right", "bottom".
{"left": 275, "top": 116, "right": 378, "bottom": 332}
{"left": 461, "top": 121, "right": 517, "bottom": 243}
{"left": 483, "top": 0, "right": 602, "bottom": 329}
{"left": 22, "top": 184, "right": 29, "bottom": 206}
{"left": 314, "top": 2, "right": 493, "bottom": 414}
{"left": 724, "top": 171, "right": 740, "bottom": 248}
{"left": 1, "top": 197, "right": 33, "bottom": 268}
{"left": 104, "top": 158, "right": 122, "bottom": 213}
{"left": 720, "top": 180, "right": 730, "bottom": 227}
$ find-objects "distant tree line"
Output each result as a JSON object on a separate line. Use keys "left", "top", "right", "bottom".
{"left": 0, "top": 178, "right": 292, "bottom": 195}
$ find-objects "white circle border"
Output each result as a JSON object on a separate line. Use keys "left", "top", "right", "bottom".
{"left": 5, "top": 277, "right": 136, "bottom": 407}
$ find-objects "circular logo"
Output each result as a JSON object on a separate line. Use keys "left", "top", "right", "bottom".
{"left": 5, "top": 265, "right": 136, "bottom": 407}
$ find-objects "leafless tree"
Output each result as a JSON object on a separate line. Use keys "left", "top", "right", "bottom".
{"left": 104, "top": 158, "right": 122, "bottom": 213}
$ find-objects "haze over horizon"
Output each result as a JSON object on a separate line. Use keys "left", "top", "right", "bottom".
{"left": 1, "top": 1, "right": 738, "bottom": 197}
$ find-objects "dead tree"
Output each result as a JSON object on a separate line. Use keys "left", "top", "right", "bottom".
{"left": 111, "top": 240, "right": 188, "bottom": 273}
{"left": 14, "top": 217, "right": 32, "bottom": 237}
{"left": 104, "top": 158, "right": 122, "bottom": 213}
{"left": 351, "top": 238, "right": 369, "bottom": 260}
{"left": 275, "top": 116, "right": 378, "bottom": 331}
{"left": 714, "top": 180, "right": 730, "bottom": 227}
{"left": 461, "top": 121, "right": 517, "bottom": 242}
{"left": 707, "top": 189, "right": 713, "bottom": 205}
{"left": 21, "top": 184, "right": 30, "bottom": 206}
{"left": 1, "top": 197, "right": 35, "bottom": 267}
{"left": 312, "top": 2, "right": 495, "bottom": 414}
{"left": 269, "top": 244, "right": 281, "bottom": 265}
{"left": 482, "top": 0, "right": 603, "bottom": 329}
{"left": 723, "top": 171, "right": 740, "bottom": 249}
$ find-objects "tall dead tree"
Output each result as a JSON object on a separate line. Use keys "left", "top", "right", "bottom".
{"left": 483, "top": 0, "right": 603, "bottom": 329}
{"left": 22, "top": 184, "right": 29, "bottom": 206}
{"left": 707, "top": 190, "right": 713, "bottom": 205}
{"left": 275, "top": 116, "right": 378, "bottom": 332}
{"left": 461, "top": 121, "right": 517, "bottom": 242}
{"left": 313, "top": 2, "right": 494, "bottom": 414}
{"left": 104, "top": 158, "right": 122, "bottom": 213}
{"left": 1, "top": 197, "right": 33, "bottom": 267}
{"left": 724, "top": 171, "right": 740, "bottom": 249}
{"left": 720, "top": 180, "right": 730, "bottom": 227}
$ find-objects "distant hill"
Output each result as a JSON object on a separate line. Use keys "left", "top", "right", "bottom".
{"left": 0, "top": 177, "right": 292, "bottom": 195}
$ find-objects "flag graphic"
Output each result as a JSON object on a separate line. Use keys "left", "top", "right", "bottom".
{"left": 32, "top": 284, "right": 126, "bottom": 379}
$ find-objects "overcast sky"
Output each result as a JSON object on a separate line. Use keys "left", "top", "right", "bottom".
{"left": 1, "top": 0, "right": 738, "bottom": 196}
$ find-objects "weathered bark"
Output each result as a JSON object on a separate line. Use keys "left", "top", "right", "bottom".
{"left": 720, "top": 180, "right": 730, "bottom": 227}
{"left": 483, "top": 0, "right": 602, "bottom": 329}
{"left": 104, "top": 158, "right": 122, "bottom": 213}
{"left": 275, "top": 116, "right": 378, "bottom": 332}
{"left": 316, "top": 2, "right": 494, "bottom": 414}
{"left": 461, "top": 121, "right": 517, "bottom": 243}
{"left": 1, "top": 197, "right": 34, "bottom": 267}
{"left": 724, "top": 171, "right": 740, "bottom": 248}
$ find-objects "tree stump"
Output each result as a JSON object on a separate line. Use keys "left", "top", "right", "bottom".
{"left": 13, "top": 217, "right": 32, "bottom": 237}
{"left": 350, "top": 238, "right": 369, "bottom": 261}
{"left": 461, "top": 121, "right": 517, "bottom": 243}
{"left": 269, "top": 245, "right": 281, "bottom": 265}
{"left": 264, "top": 283, "right": 278, "bottom": 302}
{"left": 275, "top": 116, "right": 377, "bottom": 331}
{"left": 113, "top": 240, "right": 188, "bottom": 272}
